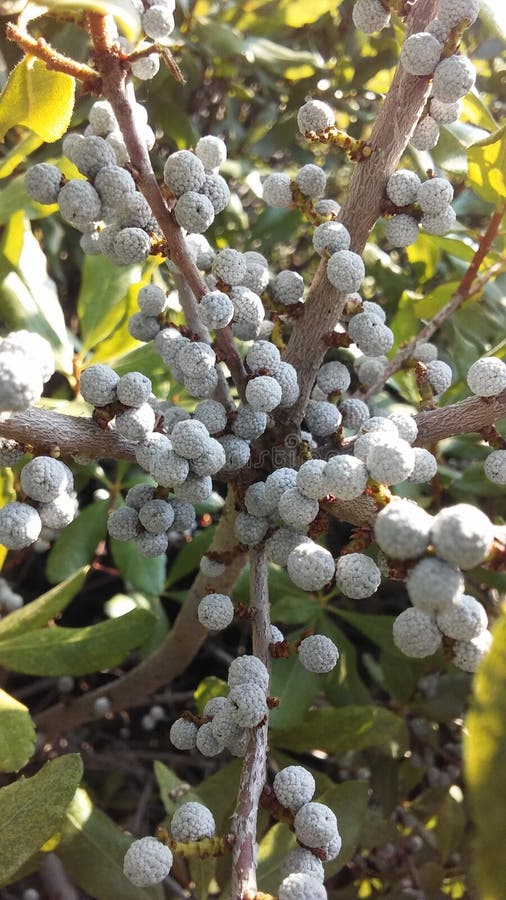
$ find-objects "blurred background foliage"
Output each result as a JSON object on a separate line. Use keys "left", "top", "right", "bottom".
{"left": 0, "top": 0, "right": 505, "bottom": 898}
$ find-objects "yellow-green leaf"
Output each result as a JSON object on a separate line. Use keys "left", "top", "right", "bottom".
{"left": 465, "top": 614, "right": 506, "bottom": 900}
{"left": 279, "top": 0, "right": 341, "bottom": 27}
{"left": 0, "top": 56, "right": 75, "bottom": 143}
{"left": 0, "top": 566, "right": 89, "bottom": 640}
{"left": 0, "top": 689, "right": 36, "bottom": 773}
{"left": 467, "top": 123, "right": 506, "bottom": 205}
{"left": 38, "top": 0, "right": 142, "bottom": 42}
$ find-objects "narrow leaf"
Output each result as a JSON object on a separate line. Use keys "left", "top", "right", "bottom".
{"left": 57, "top": 787, "right": 164, "bottom": 899}
{"left": 0, "top": 689, "right": 36, "bottom": 773}
{"left": 111, "top": 538, "right": 166, "bottom": 596}
{"left": 46, "top": 500, "right": 109, "bottom": 584}
{"left": 273, "top": 705, "right": 408, "bottom": 756}
{"left": 0, "top": 566, "right": 88, "bottom": 640}
{"left": 0, "top": 608, "right": 155, "bottom": 675}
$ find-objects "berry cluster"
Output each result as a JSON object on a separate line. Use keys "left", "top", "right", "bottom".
{"left": 375, "top": 499, "right": 494, "bottom": 670}
{"left": 0, "top": 456, "right": 76, "bottom": 550}
{"left": 385, "top": 170, "right": 456, "bottom": 244}
{"left": 0, "top": 330, "right": 54, "bottom": 413}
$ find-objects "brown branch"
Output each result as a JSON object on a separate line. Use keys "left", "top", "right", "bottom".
{"left": 0, "top": 409, "right": 138, "bottom": 460}
{"left": 358, "top": 206, "right": 506, "bottom": 401}
{"left": 6, "top": 22, "right": 101, "bottom": 89}
{"left": 282, "top": 0, "right": 438, "bottom": 423}
{"left": 414, "top": 388, "right": 506, "bottom": 445}
{"left": 35, "top": 489, "right": 246, "bottom": 739}
{"left": 231, "top": 547, "right": 271, "bottom": 900}
{"left": 87, "top": 14, "right": 247, "bottom": 402}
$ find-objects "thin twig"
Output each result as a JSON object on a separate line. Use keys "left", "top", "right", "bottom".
{"left": 39, "top": 854, "right": 80, "bottom": 900}
{"left": 86, "top": 13, "right": 247, "bottom": 403}
{"left": 6, "top": 22, "right": 101, "bottom": 89}
{"left": 358, "top": 205, "right": 506, "bottom": 401}
{"left": 231, "top": 548, "right": 271, "bottom": 900}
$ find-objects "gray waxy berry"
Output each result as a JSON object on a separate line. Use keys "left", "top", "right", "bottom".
{"left": 125, "top": 484, "right": 156, "bottom": 510}
{"left": 170, "top": 420, "right": 211, "bottom": 459}
{"left": 297, "top": 100, "right": 335, "bottom": 135}
{"left": 430, "top": 503, "right": 494, "bottom": 570}
{"left": 193, "top": 400, "right": 227, "bottom": 434}
{"left": 198, "top": 593, "right": 234, "bottom": 631}
{"left": 266, "top": 528, "right": 311, "bottom": 567}
{"left": 313, "top": 221, "right": 351, "bottom": 256}
{"left": 429, "top": 97, "right": 462, "bottom": 124}
{"left": 113, "top": 228, "right": 152, "bottom": 265}
{"left": 400, "top": 32, "right": 442, "bottom": 76}
{"left": 139, "top": 499, "right": 174, "bottom": 533}
{"left": 170, "top": 717, "right": 198, "bottom": 750}
{"left": 265, "top": 468, "right": 298, "bottom": 507}
{"left": 0, "top": 501, "right": 42, "bottom": 549}
{"left": 374, "top": 499, "right": 432, "bottom": 560}
{"left": 216, "top": 435, "right": 250, "bottom": 472}
{"left": 135, "top": 530, "right": 169, "bottom": 557}
{"left": 115, "top": 403, "right": 156, "bottom": 441}
{"left": 426, "top": 360, "right": 452, "bottom": 395}
{"left": 234, "top": 511, "right": 269, "bottom": 546}
{"left": 294, "top": 802, "right": 339, "bottom": 849}
{"left": 245, "top": 375, "right": 282, "bottom": 413}
{"left": 335, "top": 552, "right": 381, "bottom": 599}
{"left": 80, "top": 364, "right": 119, "bottom": 406}
{"left": 228, "top": 683, "right": 268, "bottom": 727}
{"left": 163, "top": 150, "right": 206, "bottom": 196}
{"left": 230, "top": 286, "right": 265, "bottom": 340}
{"left": 406, "top": 556, "right": 464, "bottom": 615}
{"left": 281, "top": 848, "right": 324, "bottom": 883}
{"left": 294, "top": 164, "right": 326, "bottom": 199}
{"left": 212, "top": 249, "right": 247, "bottom": 286}
{"left": 173, "top": 474, "right": 212, "bottom": 504}
{"left": 278, "top": 873, "right": 327, "bottom": 900}
{"left": 228, "top": 655, "right": 269, "bottom": 691}
{"left": 272, "top": 270, "right": 304, "bottom": 306}
{"left": 366, "top": 435, "right": 415, "bottom": 485}
{"left": 385, "top": 214, "right": 419, "bottom": 248}
{"left": 246, "top": 340, "right": 281, "bottom": 374}
{"left": 410, "top": 116, "right": 440, "bottom": 151}
{"left": 348, "top": 314, "right": 394, "bottom": 356}
{"left": 72, "top": 135, "right": 116, "bottom": 179}
{"left": 316, "top": 360, "right": 351, "bottom": 395}
{"left": 171, "top": 499, "right": 197, "bottom": 532}
{"left": 421, "top": 206, "right": 457, "bottom": 235}
{"left": 287, "top": 541, "right": 335, "bottom": 592}
{"left": 276, "top": 362, "right": 300, "bottom": 407}
{"left": 437, "top": 593, "right": 488, "bottom": 641}
{"left": 432, "top": 55, "right": 476, "bottom": 104}
{"left": 25, "top": 163, "right": 62, "bottom": 205}
{"left": 327, "top": 250, "right": 365, "bottom": 293}
{"left": 58, "top": 180, "right": 102, "bottom": 229}
{"left": 436, "top": 0, "right": 479, "bottom": 29}
{"left": 195, "top": 135, "right": 227, "bottom": 170}
{"left": 142, "top": 4, "right": 174, "bottom": 38}
{"left": 107, "top": 506, "right": 140, "bottom": 541}
{"left": 407, "top": 447, "right": 438, "bottom": 483}
{"left": 296, "top": 459, "right": 327, "bottom": 500}
{"left": 352, "top": 0, "right": 391, "bottom": 32}
{"left": 263, "top": 173, "right": 293, "bottom": 208}
{"left": 131, "top": 54, "right": 160, "bottom": 81}
{"left": 116, "top": 372, "right": 152, "bottom": 407}
{"left": 199, "top": 555, "right": 226, "bottom": 577}
{"left": 339, "top": 398, "right": 369, "bottom": 429}
{"left": 20, "top": 457, "right": 69, "bottom": 503}
{"left": 232, "top": 404, "right": 268, "bottom": 441}
{"left": 298, "top": 635, "right": 339, "bottom": 674}
{"left": 273, "top": 766, "right": 315, "bottom": 812}
{"left": 198, "top": 291, "right": 234, "bottom": 330}
{"left": 417, "top": 177, "right": 454, "bottom": 214}
{"left": 278, "top": 488, "right": 319, "bottom": 529}
{"left": 323, "top": 454, "right": 369, "bottom": 500}
{"left": 386, "top": 169, "right": 421, "bottom": 206}
{"left": 467, "top": 357, "right": 506, "bottom": 397}
{"left": 123, "top": 836, "right": 173, "bottom": 888}
{"left": 137, "top": 284, "right": 167, "bottom": 316}
{"left": 393, "top": 608, "right": 442, "bottom": 658}
{"left": 453, "top": 630, "right": 492, "bottom": 673}
{"left": 174, "top": 191, "right": 215, "bottom": 233}
{"left": 116, "top": 191, "right": 153, "bottom": 229}
{"left": 170, "top": 802, "right": 216, "bottom": 842}
{"left": 200, "top": 172, "right": 230, "bottom": 214}
{"left": 304, "top": 400, "right": 341, "bottom": 437}
{"left": 484, "top": 449, "right": 506, "bottom": 485}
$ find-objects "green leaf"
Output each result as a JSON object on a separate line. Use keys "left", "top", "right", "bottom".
{"left": 78, "top": 256, "right": 142, "bottom": 352}
{"left": 154, "top": 760, "right": 200, "bottom": 817}
{"left": 165, "top": 526, "right": 215, "bottom": 587}
{"left": 46, "top": 500, "right": 109, "bottom": 584}
{"left": 468, "top": 123, "right": 506, "bottom": 204}
{"left": 465, "top": 614, "right": 506, "bottom": 900}
{"left": 0, "top": 689, "right": 36, "bottom": 773}
{"left": 269, "top": 653, "right": 320, "bottom": 731}
{"left": 0, "top": 608, "right": 155, "bottom": 675}
{"left": 111, "top": 538, "right": 166, "bottom": 596}
{"left": 272, "top": 705, "right": 408, "bottom": 756}
{"left": 0, "top": 566, "right": 88, "bottom": 640}
{"left": 0, "top": 754, "right": 82, "bottom": 886}
{"left": 57, "top": 787, "right": 164, "bottom": 899}
{"left": 0, "top": 57, "right": 75, "bottom": 142}
{"left": 39, "top": 0, "right": 142, "bottom": 42}
{"left": 0, "top": 466, "right": 16, "bottom": 570}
